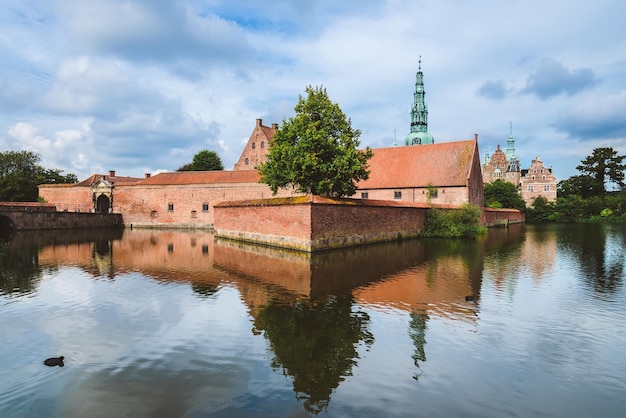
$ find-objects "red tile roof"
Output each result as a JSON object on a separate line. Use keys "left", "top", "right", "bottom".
{"left": 137, "top": 170, "right": 261, "bottom": 185}
{"left": 358, "top": 140, "right": 478, "bottom": 189}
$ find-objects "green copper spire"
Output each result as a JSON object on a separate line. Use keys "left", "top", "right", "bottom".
{"left": 506, "top": 122, "right": 517, "bottom": 160}
{"left": 405, "top": 57, "right": 434, "bottom": 145}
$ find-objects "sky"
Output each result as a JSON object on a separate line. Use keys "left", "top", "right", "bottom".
{"left": 1, "top": 0, "right": 625, "bottom": 182}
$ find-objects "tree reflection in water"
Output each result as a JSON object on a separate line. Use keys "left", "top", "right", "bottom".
{"left": 557, "top": 224, "right": 624, "bottom": 295}
{"left": 0, "top": 231, "right": 42, "bottom": 296}
{"left": 409, "top": 310, "right": 429, "bottom": 381}
{"left": 254, "top": 295, "right": 374, "bottom": 414}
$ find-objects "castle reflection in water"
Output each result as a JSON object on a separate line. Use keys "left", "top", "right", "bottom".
{"left": 16, "top": 224, "right": 551, "bottom": 323}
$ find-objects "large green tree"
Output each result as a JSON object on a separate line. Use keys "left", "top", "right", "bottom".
{"left": 0, "top": 150, "right": 77, "bottom": 201}
{"left": 483, "top": 179, "right": 526, "bottom": 210}
{"left": 177, "top": 149, "right": 224, "bottom": 171}
{"left": 574, "top": 147, "right": 626, "bottom": 196}
{"left": 258, "top": 86, "right": 373, "bottom": 198}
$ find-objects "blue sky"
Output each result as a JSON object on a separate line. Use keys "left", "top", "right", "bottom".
{"left": 1, "top": 0, "right": 625, "bottom": 181}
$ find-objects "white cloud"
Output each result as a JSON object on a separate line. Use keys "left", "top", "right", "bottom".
{"left": 0, "top": 0, "right": 625, "bottom": 181}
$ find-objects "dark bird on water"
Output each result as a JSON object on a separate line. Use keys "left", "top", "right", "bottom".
{"left": 465, "top": 295, "right": 475, "bottom": 302}
{"left": 44, "top": 356, "right": 64, "bottom": 367}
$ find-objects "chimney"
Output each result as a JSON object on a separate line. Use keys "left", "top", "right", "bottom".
{"left": 474, "top": 133, "right": 478, "bottom": 141}
{"left": 272, "top": 123, "right": 278, "bottom": 130}
{"left": 256, "top": 118, "right": 262, "bottom": 127}
{"left": 145, "top": 173, "right": 151, "bottom": 178}
{"left": 109, "top": 170, "right": 116, "bottom": 178}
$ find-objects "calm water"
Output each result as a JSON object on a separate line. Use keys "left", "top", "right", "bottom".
{"left": 0, "top": 224, "right": 625, "bottom": 418}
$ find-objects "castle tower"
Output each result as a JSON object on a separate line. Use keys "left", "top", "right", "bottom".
{"left": 506, "top": 122, "right": 517, "bottom": 161}
{"left": 405, "top": 57, "right": 434, "bottom": 145}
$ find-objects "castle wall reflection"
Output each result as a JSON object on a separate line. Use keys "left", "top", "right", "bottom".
{"left": 1, "top": 224, "right": 624, "bottom": 418}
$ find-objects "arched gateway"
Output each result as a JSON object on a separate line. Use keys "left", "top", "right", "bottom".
{"left": 92, "top": 179, "right": 113, "bottom": 213}
{"left": 0, "top": 215, "right": 15, "bottom": 229}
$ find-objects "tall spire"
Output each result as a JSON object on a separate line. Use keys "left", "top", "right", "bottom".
{"left": 404, "top": 56, "right": 434, "bottom": 145}
{"left": 506, "top": 122, "right": 517, "bottom": 161}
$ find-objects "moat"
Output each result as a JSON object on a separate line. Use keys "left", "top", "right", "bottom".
{"left": 1, "top": 224, "right": 625, "bottom": 417}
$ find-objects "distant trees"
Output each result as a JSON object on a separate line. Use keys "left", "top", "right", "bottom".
{"left": 258, "top": 86, "right": 373, "bottom": 198}
{"left": 557, "top": 148, "right": 626, "bottom": 199}
{"left": 526, "top": 147, "right": 626, "bottom": 223}
{"left": 177, "top": 149, "right": 224, "bottom": 171}
{"left": 0, "top": 150, "right": 77, "bottom": 202}
{"left": 483, "top": 179, "right": 526, "bottom": 211}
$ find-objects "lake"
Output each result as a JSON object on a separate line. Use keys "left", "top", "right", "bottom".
{"left": 1, "top": 224, "right": 625, "bottom": 417}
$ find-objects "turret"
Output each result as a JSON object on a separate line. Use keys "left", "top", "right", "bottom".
{"left": 405, "top": 57, "right": 434, "bottom": 145}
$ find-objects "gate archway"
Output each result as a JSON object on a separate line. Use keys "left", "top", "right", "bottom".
{"left": 96, "top": 194, "right": 110, "bottom": 213}
{"left": 0, "top": 215, "right": 15, "bottom": 229}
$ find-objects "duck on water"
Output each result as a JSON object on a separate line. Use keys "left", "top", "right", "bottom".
{"left": 43, "top": 356, "right": 64, "bottom": 367}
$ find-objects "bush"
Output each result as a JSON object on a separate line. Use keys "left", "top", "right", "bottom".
{"left": 420, "top": 204, "right": 486, "bottom": 238}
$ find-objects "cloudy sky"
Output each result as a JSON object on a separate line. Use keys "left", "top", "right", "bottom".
{"left": 1, "top": 0, "right": 625, "bottom": 181}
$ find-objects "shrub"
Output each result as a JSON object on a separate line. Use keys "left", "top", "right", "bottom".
{"left": 420, "top": 204, "right": 486, "bottom": 238}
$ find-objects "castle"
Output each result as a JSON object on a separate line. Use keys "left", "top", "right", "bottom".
{"left": 481, "top": 123, "right": 557, "bottom": 205}
{"left": 40, "top": 62, "right": 546, "bottom": 228}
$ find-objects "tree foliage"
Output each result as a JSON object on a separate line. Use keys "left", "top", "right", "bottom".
{"left": 0, "top": 150, "right": 77, "bottom": 202}
{"left": 483, "top": 179, "right": 526, "bottom": 210}
{"left": 258, "top": 86, "right": 373, "bottom": 198}
{"left": 177, "top": 149, "right": 224, "bottom": 171}
{"left": 574, "top": 147, "right": 626, "bottom": 195}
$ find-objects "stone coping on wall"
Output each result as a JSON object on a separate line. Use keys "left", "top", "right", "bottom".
{"left": 0, "top": 202, "right": 57, "bottom": 211}
{"left": 213, "top": 194, "right": 455, "bottom": 209}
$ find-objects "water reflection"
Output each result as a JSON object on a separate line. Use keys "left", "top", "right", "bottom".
{"left": 2, "top": 225, "right": 625, "bottom": 416}
{"left": 0, "top": 231, "right": 42, "bottom": 296}
{"left": 555, "top": 224, "right": 625, "bottom": 296}
{"left": 255, "top": 296, "right": 374, "bottom": 413}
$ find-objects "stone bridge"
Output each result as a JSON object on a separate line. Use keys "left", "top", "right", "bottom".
{"left": 0, "top": 202, "right": 123, "bottom": 230}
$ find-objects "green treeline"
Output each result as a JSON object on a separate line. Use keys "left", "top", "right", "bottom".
{"left": 0, "top": 150, "right": 77, "bottom": 202}
{"left": 486, "top": 147, "right": 626, "bottom": 223}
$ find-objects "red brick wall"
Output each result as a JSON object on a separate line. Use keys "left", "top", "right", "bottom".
{"left": 214, "top": 197, "right": 428, "bottom": 251}
{"left": 38, "top": 186, "right": 94, "bottom": 212}
{"left": 468, "top": 143, "right": 485, "bottom": 208}
{"left": 482, "top": 207, "right": 525, "bottom": 226}
{"left": 114, "top": 182, "right": 298, "bottom": 228}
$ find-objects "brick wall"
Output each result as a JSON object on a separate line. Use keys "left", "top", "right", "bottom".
{"left": 0, "top": 211, "right": 122, "bottom": 230}
{"left": 482, "top": 207, "right": 525, "bottom": 226}
{"left": 356, "top": 186, "right": 473, "bottom": 206}
{"left": 114, "top": 182, "right": 298, "bottom": 228}
{"left": 38, "top": 185, "right": 94, "bottom": 212}
{"left": 214, "top": 196, "right": 429, "bottom": 251}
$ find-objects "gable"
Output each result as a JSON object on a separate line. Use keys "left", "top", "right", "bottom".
{"left": 233, "top": 119, "right": 277, "bottom": 170}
